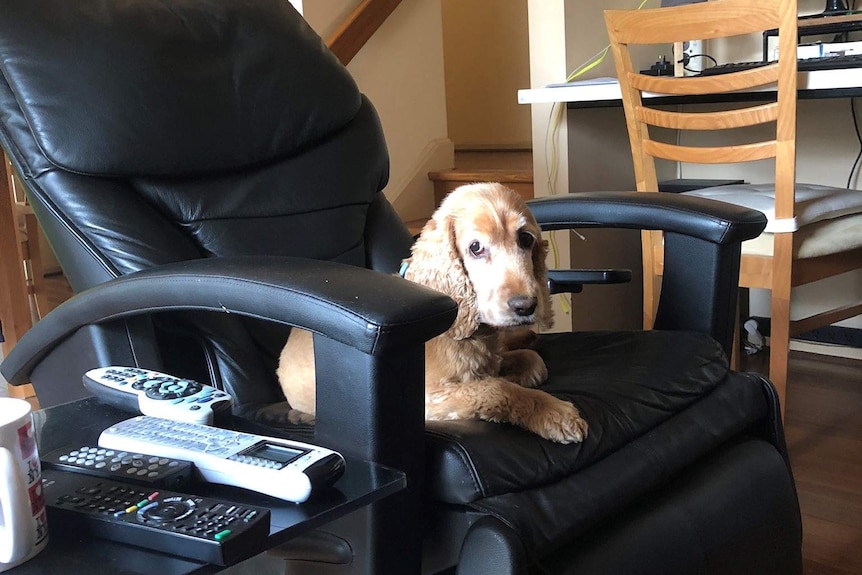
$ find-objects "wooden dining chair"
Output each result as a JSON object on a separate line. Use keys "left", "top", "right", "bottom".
{"left": 605, "top": 0, "right": 862, "bottom": 415}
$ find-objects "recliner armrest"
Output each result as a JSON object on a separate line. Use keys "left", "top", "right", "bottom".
{"left": 0, "top": 258, "right": 452, "bottom": 543}
{"left": 0, "top": 255, "right": 457, "bottom": 384}
{"left": 528, "top": 191, "right": 766, "bottom": 244}
{"left": 528, "top": 192, "right": 767, "bottom": 356}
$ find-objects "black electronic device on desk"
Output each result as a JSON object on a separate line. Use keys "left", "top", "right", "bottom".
{"left": 700, "top": 53, "right": 862, "bottom": 76}
{"left": 41, "top": 468, "right": 271, "bottom": 566}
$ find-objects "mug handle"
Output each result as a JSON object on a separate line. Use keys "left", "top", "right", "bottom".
{"left": 0, "top": 447, "right": 35, "bottom": 564}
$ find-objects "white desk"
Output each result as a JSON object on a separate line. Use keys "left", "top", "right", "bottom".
{"left": 518, "top": 67, "right": 862, "bottom": 333}
{"left": 519, "top": 68, "right": 862, "bottom": 107}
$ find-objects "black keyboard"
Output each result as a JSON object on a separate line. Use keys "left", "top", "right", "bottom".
{"left": 699, "top": 53, "right": 862, "bottom": 75}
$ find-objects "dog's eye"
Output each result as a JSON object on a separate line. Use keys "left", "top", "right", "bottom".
{"left": 518, "top": 231, "right": 536, "bottom": 250}
{"left": 468, "top": 241, "right": 485, "bottom": 257}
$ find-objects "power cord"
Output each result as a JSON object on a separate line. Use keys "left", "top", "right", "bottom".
{"left": 679, "top": 52, "right": 718, "bottom": 74}
{"left": 847, "top": 97, "right": 862, "bottom": 188}
{"left": 545, "top": 0, "right": 654, "bottom": 198}
{"left": 543, "top": 0, "right": 654, "bottom": 315}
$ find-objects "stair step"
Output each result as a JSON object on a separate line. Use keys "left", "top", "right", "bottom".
{"left": 427, "top": 169, "right": 532, "bottom": 184}
{"left": 427, "top": 168, "right": 534, "bottom": 211}
{"left": 412, "top": 150, "right": 535, "bottom": 236}
{"left": 453, "top": 149, "right": 533, "bottom": 171}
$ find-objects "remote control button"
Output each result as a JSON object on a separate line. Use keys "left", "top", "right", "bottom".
{"left": 141, "top": 500, "right": 194, "bottom": 523}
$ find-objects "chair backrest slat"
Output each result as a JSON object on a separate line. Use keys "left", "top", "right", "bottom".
{"left": 605, "top": 0, "right": 780, "bottom": 44}
{"left": 630, "top": 65, "right": 781, "bottom": 95}
{"left": 605, "top": 0, "right": 797, "bottom": 220}
{"left": 636, "top": 103, "right": 779, "bottom": 131}
{"left": 643, "top": 140, "right": 777, "bottom": 164}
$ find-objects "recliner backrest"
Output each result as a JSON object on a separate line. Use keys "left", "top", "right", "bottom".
{"left": 0, "top": 0, "right": 412, "bottom": 406}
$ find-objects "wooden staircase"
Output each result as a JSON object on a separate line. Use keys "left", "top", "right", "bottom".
{"left": 411, "top": 149, "right": 534, "bottom": 235}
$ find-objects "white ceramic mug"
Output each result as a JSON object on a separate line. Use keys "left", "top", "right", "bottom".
{"left": 0, "top": 398, "right": 48, "bottom": 572}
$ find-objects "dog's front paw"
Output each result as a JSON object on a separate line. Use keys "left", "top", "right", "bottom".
{"left": 500, "top": 349, "right": 547, "bottom": 388}
{"left": 254, "top": 403, "right": 316, "bottom": 427}
{"left": 530, "top": 398, "right": 588, "bottom": 444}
{"left": 287, "top": 409, "right": 316, "bottom": 425}
{"left": 500, "top": 326, "right": 539, "bottom": 350}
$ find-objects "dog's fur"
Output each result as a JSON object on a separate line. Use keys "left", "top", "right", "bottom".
{"left": 277, "top": 183, "right": 587, "bottom": 443}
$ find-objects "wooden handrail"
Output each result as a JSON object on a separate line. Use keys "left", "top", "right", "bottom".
{"left": 326, "top": 0, "right": 402, "bottom": 66}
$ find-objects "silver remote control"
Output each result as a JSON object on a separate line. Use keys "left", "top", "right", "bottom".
{"left": 99, "top": 416, "right": 345, "bottom": 503}
{"left": 83, "top": 366, "right": 233, "bottom": 425}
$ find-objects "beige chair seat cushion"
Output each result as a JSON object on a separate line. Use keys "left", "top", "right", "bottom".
{"left": 684, "top": 183, "right": 862, "bottom": 233}
{"left": 741, "top": 212, "right": 862, "bottom": 258}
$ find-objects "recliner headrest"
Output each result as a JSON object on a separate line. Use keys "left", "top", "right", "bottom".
{"left": 0, "top": 0, "right": 360, "bottom": 177}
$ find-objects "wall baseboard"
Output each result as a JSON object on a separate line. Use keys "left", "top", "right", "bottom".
{"left": 453, "top": 143, "right": 533, "bottom": 152}
{"left": 746, "top": 315, "right": 862, "bottom": 360}
{"left": 796, "top": 325, "right": 862, "bottom": 349}
{"left": 790, "top": 339, "right": 862, "bottom": 361}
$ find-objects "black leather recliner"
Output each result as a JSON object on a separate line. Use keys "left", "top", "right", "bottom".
{"left": 0, "top": 1, "right": 802, "bottom": 574}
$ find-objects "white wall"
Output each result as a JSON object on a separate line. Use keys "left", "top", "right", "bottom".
{"left": 301, "top": 0, "right": 454, "bottom": 222}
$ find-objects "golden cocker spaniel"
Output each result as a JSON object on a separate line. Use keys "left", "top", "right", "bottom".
{"left": 277, "top": 183, "right": 588, "bottom": 443}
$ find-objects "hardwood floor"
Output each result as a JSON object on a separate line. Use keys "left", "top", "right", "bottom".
{"left": 37, "top": 274, "right": 862, "bottom": 573}
{"left": 782, "top": 352, "right": 862, "bottom": 575}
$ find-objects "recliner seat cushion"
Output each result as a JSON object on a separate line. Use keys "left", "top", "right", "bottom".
{"left": 426, "top": 330, "right": 732, "bottom": 504}
{"left": 425, "top": 330, "right": 772, "bottom": 551}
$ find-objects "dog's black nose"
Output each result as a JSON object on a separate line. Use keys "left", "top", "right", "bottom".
{"left": 508, "top": 296, "right": 537, "bottom": 317}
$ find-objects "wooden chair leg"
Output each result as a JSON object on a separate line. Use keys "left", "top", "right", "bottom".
{"left": 1, "top": 153, "right": 38, "bottom": 408}
{"left": 769, "top": 236, "right": 794, "bottom": 420}
{"left": 23, "top": 212, "right": 50, "bottom": 320}
{"left": 730, "top": 300, "right": 741, "bottom": 371}
{"left": 768, "top": 321, "right": 789, "bottom": 420}
{"left": 642, "top": 230, "right": 662, "bottom": 329}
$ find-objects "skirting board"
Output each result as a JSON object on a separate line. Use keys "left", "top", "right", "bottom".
{"left": 790, "top": 339, "right": 862, "bottom": 361}
{"left": 746, "top": 316, "right": 862, "bottom": 360}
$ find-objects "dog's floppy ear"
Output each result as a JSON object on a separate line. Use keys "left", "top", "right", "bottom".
{"left": 532, "top": 233, "right": 554, "bottom": 330}
{"left": 405, "top": 214, "right": 479, "bottom": 340}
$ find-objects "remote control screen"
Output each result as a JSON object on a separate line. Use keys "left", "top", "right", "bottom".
{"left": 244, "top": 442, "right": 307, "bottom": 465}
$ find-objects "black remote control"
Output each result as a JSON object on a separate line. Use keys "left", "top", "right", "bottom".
{"left": 42, "top": 468, "right": 270, "bottom": 566}
{"left": 41, "top": 445, "right": 194, "bottom": 490}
